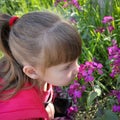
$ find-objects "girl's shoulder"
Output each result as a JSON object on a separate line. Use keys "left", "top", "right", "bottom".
{"left": 0, "top": 84, "right": 49, "bottom": 120}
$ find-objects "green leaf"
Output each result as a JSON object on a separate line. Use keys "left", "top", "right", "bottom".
{"left": 0, "top": 51, "right": 4, "bottom": 59}
{"left": 87, "top": 91, "right": 98, "bottom": 106}
{"left": 94, "top": 85, "right": 101, "bottom": 96}
{"left": 94, "top": 117, "right": 103, "bottom": 120}
{"left": 117, "top": 75, "right": 120, "bottom": 85}
{"left": 95, "top": 80, "right": 109, "bottom": 92}
{"left": 102, "top": 110, "right": 119, "bottom": 120}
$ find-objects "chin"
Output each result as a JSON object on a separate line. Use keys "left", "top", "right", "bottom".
{"left": 54, "top": 82, "right": 70, "bottom": 87}
{"left": 52, "top": 79, "right": 73, "bottom": 87}
{"left": 62, "top": 81, "right": 72, "bottom": 87}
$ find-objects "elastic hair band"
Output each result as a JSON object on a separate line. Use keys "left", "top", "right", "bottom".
{"left": 9, "top": 16, "right": 19, "bottom": 27}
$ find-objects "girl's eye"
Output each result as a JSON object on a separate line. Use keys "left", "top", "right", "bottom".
{"left": 63, "top": 61, "right": 74, "bottom": 70}
{"left": 64, "top": 65, "right": 71, "bottom": 70}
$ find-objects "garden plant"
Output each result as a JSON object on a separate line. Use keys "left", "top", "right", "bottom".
{"left": 0, "top": 0, "right": 120, "bottom": 120}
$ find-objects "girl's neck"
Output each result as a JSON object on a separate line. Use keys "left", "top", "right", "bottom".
{"left": 36, "top": 80, "right": 46, "bottom": 91}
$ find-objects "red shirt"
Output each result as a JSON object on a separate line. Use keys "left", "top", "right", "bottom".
{"left": 0, "top": 82, "right": 53, "bottom": 120}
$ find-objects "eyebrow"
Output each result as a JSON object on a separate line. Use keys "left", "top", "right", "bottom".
{"left": 60, "top": 61, "right": 75, "bottom": 70}
{"left": 66, "top": 58, "right": 78, "bottom": 66}
{"left": 68, "top": 62, "right": 73, "bottom": 66}
{"left": 65, "top": 61, "right": 74, "bottom": 67}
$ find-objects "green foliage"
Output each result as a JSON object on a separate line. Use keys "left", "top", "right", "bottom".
{"left": 54, "top": 0, "right": 120, "bottom": 119}
{"left": 0, "top": 0, "right": 120, "bottom": 119}
{"left": 0, "top": 0, "right": 55, "bottom": 16}
{"left": 87, "top": 91, "right": 98, "bottom": 106}
{"left": 95, "top": 110, "right": 119, "bottom": 120}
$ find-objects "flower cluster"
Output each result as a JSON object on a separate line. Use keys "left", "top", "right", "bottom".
{"left": 78, "top": 61, "right": 103, "bottom": 82}
{"left": 95, "top": 16, "right": 114, "bottom": 33}
{"left": 108, "top": 40, "right": 120, "bottom": 78}
{"left": 111, "top": 90, "right": 120, "bottom": 112}
{"left": 69, "top": 0, "right": 81, "bottom": 10}
{"left": 102, "top": 16, "right": 114, "bottom": 24}
{"left": 54, "top": 0, "right": 81, "bottom": 10}
{"left": 67, "top": 80, "right": 85, "bottom": 117}
{"left": 54, "top": 61, "right": 103, "bottom": 118}
{"left": 54, "top": 80, "right": 85, "bottom": 119}
{"left": 56, "top": 61, "right": 103, "bottom": 118}
{"left": 68, "top": 80, "right": 86, "bottom": 103}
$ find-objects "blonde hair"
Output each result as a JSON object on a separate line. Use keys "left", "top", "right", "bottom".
{"left": 0, "top": 11, "right": 82, "bottom": 99}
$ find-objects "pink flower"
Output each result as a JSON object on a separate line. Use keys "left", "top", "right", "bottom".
{"left": 70, "top": 0, "right": 81, "bottom": 10}
{"left": 102, "top": 16, "right": 114, "bottom": 24}
{"left": 67, "top": 106, "right": 78, "bottom": 115}
{"left": 63, "top": 3, "right": 69, "bottom": 8}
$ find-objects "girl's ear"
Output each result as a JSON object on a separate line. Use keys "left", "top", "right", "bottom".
{"left": 23, "top": 65, "right": 39, "bottom": 79}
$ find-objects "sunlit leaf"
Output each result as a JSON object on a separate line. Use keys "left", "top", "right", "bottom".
{"left": 87, "top": 91, "right": 98, "bottom": 106}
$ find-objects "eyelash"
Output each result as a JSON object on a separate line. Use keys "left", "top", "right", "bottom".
{"left": 64, "top": 65, "right": 71, "bottom": 70}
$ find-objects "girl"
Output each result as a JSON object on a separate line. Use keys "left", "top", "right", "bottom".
{"left": 0, "top": 11, "right": 82, "bottom": 120}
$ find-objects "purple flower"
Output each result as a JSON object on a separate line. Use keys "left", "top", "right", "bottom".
{"left": 110, "top": 90, "right": 120, "bottom": 112}
{"left": 102, "top": 16, "right": 114, "bottom": 24}
{"left": 111, "top": 90, "right": 120, "bottom": 96}
{"left": 85, "top": 75, "right": 94, "bottom": 82}
{"left": 55, "top": 86, "right": 63, "bottom": 93}
{"left": 97, "top": 69, "right": 103, "bottom": 75}
{"left": 70, "top": 17, "right": 77, "bottom": 23}
{"left": 81, "top": 85, "right": 86, "bottom": 91}
{"left": 97, "top": 63, "right": 103, "bottom": 69}
{"left": 69, "top": 0, "right": 81, "bottom": 10}
{"left": 108, "top": 25, "right": 115, "bottom": 32}
{"left": 111, "top": 90, "right": 120, "bottom": 104}
{"left": 112, "top": 105, "right": 120, "bottom": 112}
{"left": 95, "top": 27, "right": 105, "bottom": 33}
{"left": 78, "top": 61, "right": 103, "bottom": 82}
{"left": 68, "top": 80, "right": 85, "bottom": 103}
{"left": 67, "top": 106, "right": 78, "bottom": 115}
{"left": 108, "top": 40, "right": 120, "bottom": 77}
{"left": 117, "top": 94, "right": 120, "bottom": 104}
{"left": 111, "top": 91, "right": 120, "bottom": 113}
{"left": 112, "top": 39, "right": 117, "bottom": 45}
{"left": 74, "top": 90, "right": 82, "bottom": 98}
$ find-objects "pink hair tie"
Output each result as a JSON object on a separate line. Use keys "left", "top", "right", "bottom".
{"left": 9, "top": 16, "right": 19, "bottom": 27}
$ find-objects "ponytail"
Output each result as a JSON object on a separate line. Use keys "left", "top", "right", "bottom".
{"left": 0, "top": 14, "right": 11, "bottom": 58}
{"left": 0, "top": 14, "right": 30, "bottom": 100}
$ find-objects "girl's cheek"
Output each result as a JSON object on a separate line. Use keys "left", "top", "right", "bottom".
{"left": 66, "top": 71, "right": 73, "bottom": 78}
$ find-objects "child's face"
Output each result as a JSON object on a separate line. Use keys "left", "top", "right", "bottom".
{"left": 38, "top": 59, "right": 79, "bottom": 86}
